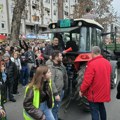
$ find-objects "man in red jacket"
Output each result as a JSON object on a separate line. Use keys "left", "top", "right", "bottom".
{"left": 79, "top": 46, "right": 112, "bottom": 120}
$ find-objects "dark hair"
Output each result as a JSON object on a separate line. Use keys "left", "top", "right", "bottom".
{"left": 52, "top": 50, "right": 61, "bottom": 60}
{"left": 53, "top": 37, "right": 59, "bottom": 41}
{"left": 86, "top": 7, "right": 91, "bottom": 13}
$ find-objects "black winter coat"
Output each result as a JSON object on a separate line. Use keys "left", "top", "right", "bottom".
{"left": 43, "top": 44, "right": 63, "bottom": 60}
{"left": 6, "top": 60, "right": 17, "bottom": 82}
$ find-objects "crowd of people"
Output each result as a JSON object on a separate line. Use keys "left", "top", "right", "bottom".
{"left": 0, "top": 37, "right": 68, "bottom": 120}
{"left": 0, "top": 37, "right": 120, "bottom": 120}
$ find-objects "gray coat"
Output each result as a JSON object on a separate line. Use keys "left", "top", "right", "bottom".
{"left": 46, "top": 60, "right": 68, "bottom": 96}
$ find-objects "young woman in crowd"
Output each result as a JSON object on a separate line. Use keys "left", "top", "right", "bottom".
{"left": 11, "top": 52, "right": 22, "bottom": 94}
{"left": 23, "top": 65, "right": 55, "bottom": 120}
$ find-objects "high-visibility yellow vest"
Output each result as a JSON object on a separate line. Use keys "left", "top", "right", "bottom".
{"left": 23, "top": 80, "right": 54, "bottom": 120}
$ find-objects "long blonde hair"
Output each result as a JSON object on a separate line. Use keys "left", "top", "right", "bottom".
{"left": 29, "top": 65, "right": 49, "bottom": 90}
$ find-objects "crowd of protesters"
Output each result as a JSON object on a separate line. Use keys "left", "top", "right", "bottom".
{"left": 0, "top": 37, "right": 67, "bottom": 120}
{"left": 0, "top": 36, "right": 120, "bottom": 120}
{"left": 0, "top": 39, "right": 51, "bottom": 102}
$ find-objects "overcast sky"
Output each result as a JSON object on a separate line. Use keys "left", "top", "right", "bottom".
{"left": 112, "top": 0, "right": 120, "bottom": 15}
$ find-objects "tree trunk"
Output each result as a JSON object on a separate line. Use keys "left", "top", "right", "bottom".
{"left": 10, "top": 0, "right": 26, "bottom": 46}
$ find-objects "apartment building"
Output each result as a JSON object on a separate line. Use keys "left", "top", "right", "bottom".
{"left": 0, "top": 0, "right": 10, "bottom": 35}
{"left": 0, "top": 0, "right": 77, "bottom": 36}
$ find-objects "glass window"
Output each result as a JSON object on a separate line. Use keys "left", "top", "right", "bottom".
{"left": 1, "top": 23, "right": 4, "bottom": 28}
{"left": 45, "top": 0, "right": 50, "bottom": 3}
{"left": 91, "top": 28, "right": 97, "bottom": 46}
{"left": 91, "top": 28, "right": 102, "bottom": 47}
{"left": 96, "top": 29, "right": 102, "bottom": 47}
{"left": 79, "top": 27, "right": 91, "bottom": 52}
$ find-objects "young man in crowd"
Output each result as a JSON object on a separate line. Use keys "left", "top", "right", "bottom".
{"left": 46, "top": 50, "right": 68, "bottom": 120}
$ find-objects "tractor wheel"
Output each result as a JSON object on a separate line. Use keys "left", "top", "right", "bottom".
{"left": 74, "top": 64, "right": 90, "bottom": 112}
{"left": 74, "top": 64, "right": 86, "bottom": 100}
{"left": 111, "top": 67, "right": 118, "bottom": 89}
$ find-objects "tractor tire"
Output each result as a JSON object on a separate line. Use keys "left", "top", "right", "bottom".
{"left": 117, "top": 61, "right": 120, "bottom": 69}
{"left": 74, "top": 65, "right": 86, "bottom": 100}
{"left": 74, "top": 64, "right": 90, "bottom": 112}
{"left": 111, "top": 67, "right": 118, "bottom": 89}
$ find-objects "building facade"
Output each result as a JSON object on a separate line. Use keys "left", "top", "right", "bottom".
{"left": 0, "top": 0, "right": 77, "bottom": 36}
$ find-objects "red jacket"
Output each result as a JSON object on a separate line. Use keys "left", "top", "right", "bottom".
{"left": 80, "top": 55, "right": 112, "bottom": 102}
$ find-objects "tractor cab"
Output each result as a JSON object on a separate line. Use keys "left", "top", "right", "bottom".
{"left": 43, "top": 19, "right": 103, "bottom": 53}
{"left": 43, "top": 18, "right": 104, "bottom": 69}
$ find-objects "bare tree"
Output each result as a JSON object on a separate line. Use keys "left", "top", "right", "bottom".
{"left": 95, "top": 0, "right": 117, "bottom": 25}
{"left": 10, "top": 0, "right": 26, "bottom": 46}
{"left": 73, "top": 0, "right": 117, "bottom": 27}
{"left": 73, "top": 0, "right": 93, "bottom": 18}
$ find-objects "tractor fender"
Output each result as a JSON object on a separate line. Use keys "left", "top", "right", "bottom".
{"left": 74, "top": 53, "right": 92, "bottom": 71}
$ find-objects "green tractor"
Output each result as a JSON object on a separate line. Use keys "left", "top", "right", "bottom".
{"left": 42, "top": 18, "right": 118, "bottom": 110}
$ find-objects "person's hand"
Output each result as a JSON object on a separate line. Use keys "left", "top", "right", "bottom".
{"left": 62, "top": 51, "right": 66, "bottom": 54}
{"left": 55, "top": 95, "right": 60, "bottom": 101}
{"left": 49, "top": 56, "right": 52, "bottom": 60}
{"left": 1, "top": 65, "right": 5, "bottom": 72}
{"left": 41, "top": 114, "right": 46, "bottom": 120}
{"left": 0, "top": 109, "right": 6, "bottom": 118}
{"left": 79, "top": 91, "right": 83, "bottom": 97}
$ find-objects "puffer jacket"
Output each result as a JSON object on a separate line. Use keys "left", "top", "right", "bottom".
{"left": 46, "top": 60, "right": 68, "bottom": 96}
{"left": 6, "top": 60, "right": 17, "bottom": 82}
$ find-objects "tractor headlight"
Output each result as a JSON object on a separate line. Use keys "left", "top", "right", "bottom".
{"left": 78, "top": 22, "right": 82, "bottom": 26}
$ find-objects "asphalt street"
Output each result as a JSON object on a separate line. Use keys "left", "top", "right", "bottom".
{"left": 4, "top": 71, "right": 120, "bottom": 120}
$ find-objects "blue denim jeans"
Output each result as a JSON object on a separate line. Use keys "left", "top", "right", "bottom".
{"left": 40, "top": 101, "right": 55, "bottom": 120}
{"left": 52, "top": 91, "right": 64, "bottom": 120}
{"left": 89, "top": 102, "right": 107, "bottom": 120}
{"left": 20, "top": 65, "right": 29, "bottom": 86}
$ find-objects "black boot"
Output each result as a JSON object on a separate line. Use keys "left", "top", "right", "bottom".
{"left": 9, "top": 98, "right": 16, "bottom": 102}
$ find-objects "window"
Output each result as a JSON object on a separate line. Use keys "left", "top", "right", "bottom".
{"left": 32, "top": 15, "right": 39, "bottom": 21}
{"left": 1, "top": 23, "right": 4, "bottom": 28}
{"left": 79, "top": 27, "right": 91, "bottom": 52}
{"left": 45, "top": 8, "right": 50, "bottom": 13}
{"left": 54, "top": 10, "right": 56, "bottom": 15}
{"left": 45, "top": 0, "right": 50, "bottom": 3}
{"left": 75, "top": 0, "right": 78, "bottom": 3}
{"left": 96, "top": 29, "right": 102, "bottom": 47}
{"left": 91, "top": 28, "right": 97, "bottom": 46}
{"left": 64, "top": 11, "right": 68, "bottom": 16}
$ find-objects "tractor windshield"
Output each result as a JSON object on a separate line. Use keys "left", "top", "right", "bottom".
{"left": 79, "top": 27, "right": 102, "bottom": 52}
{"left": 79, "top": 27, "right": 91, "bottom": 52}
{"left": 48, "top": 26, "right": 102, "bottom": 53}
